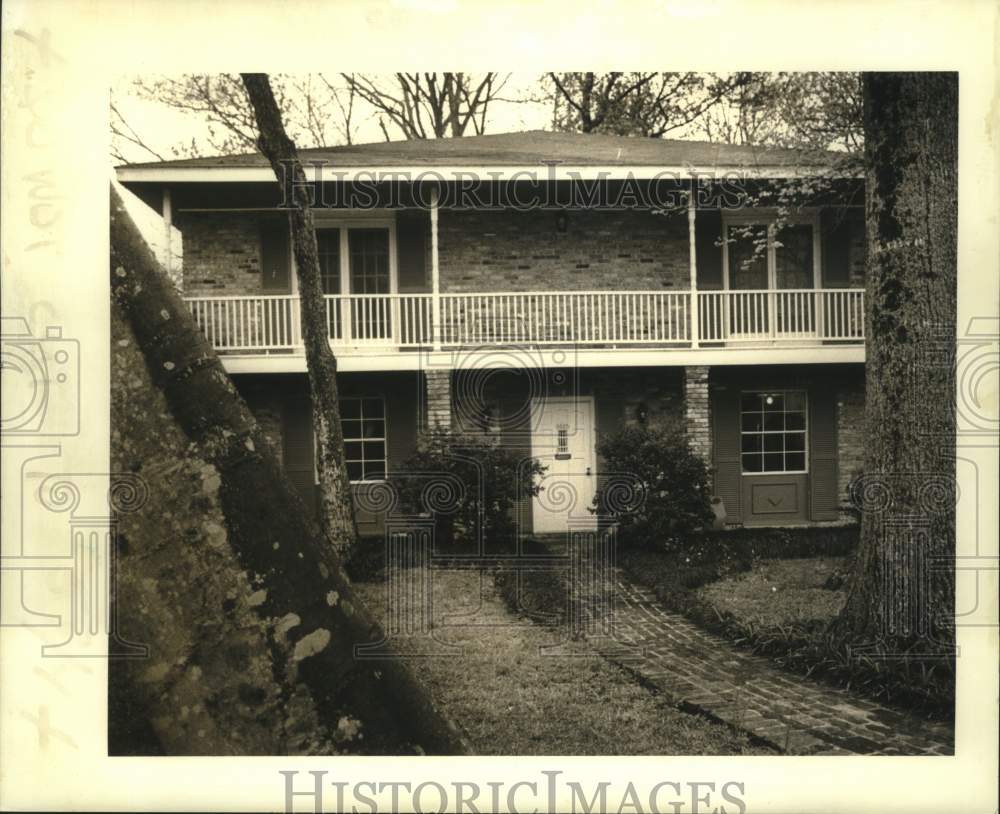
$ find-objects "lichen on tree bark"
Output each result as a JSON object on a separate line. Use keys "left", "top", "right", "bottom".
{"left": 110, "top": 185, "right": 471, "bottom": 755}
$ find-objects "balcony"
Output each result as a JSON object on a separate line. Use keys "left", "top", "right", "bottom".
{"left": 184, "top": 289, "right": 865, "bottom": 371}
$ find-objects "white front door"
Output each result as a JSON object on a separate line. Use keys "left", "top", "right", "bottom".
{"left": 531, "top": 397, "right": 598, "bottom": 534}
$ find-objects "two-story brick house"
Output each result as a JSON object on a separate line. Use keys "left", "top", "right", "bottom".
{"left": 115, "top": 131, "right": 867, "bottom": 535}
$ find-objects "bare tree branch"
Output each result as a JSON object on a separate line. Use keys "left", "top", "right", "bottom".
{"left": 110, "top": 101, "right": 166, "bottom": 162}
{"left": 339, "top": 72, "right": 508, "bottom": 140}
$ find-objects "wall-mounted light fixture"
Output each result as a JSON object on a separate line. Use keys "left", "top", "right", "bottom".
{"left": 556, "top": 211, "right": 568, "bottom": 233}
{"left": 636, "top": 403, "right": 649, "bottom": 425}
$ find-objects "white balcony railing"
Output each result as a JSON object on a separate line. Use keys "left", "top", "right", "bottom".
{"left": 184, "top": 289, "right": 865, "bottom": 355}
{"left": 698, "top": 288, "right": 865, "bottom": 343}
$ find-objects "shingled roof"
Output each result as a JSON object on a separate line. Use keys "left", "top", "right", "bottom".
{"left": 117, "top": 129, "right": 843, "bottom": 172}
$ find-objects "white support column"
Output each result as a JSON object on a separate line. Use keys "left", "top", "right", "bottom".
{"left": 430, "top": 188, "right": 441, "bottom": 351}
{"left": 687, "top": 182, "right": 699, "bottom": 348}
{"left": 162, "top": 187, "right": 173, "bottom": 279}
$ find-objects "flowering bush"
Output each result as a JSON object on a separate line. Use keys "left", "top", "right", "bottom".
{"left": 593, "top": 424, "right": 714, "bottom": 551}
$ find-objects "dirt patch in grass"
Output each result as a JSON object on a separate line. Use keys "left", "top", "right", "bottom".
{"left": 351, "top": 568, "right": 773, "bottom": 755}
{"left": 696, "top": 557, "right": 847, "bottom": 628}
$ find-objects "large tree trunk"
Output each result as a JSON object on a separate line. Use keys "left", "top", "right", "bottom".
{"left": 110, "top": 186, "right": 471, "bottom": 755}
{"left": 836, "top": 73, "right": 957, "bottom": 657}
{"left": 240, "top": 73, "right": 358, "bottom": 561}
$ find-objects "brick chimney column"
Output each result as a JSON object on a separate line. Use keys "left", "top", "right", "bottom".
{"left": 424, "top": 369, "right": 452, "bottom": 430}
{"left": 684, "top": 365, "right": 712, "bottom": 464}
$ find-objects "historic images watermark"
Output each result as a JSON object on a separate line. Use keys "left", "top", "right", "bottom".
{"left": 1, "top": 315, "right": 148, "bottom": 658}
{"left": 272, "top": 159, "right": 756, "bottom": 212}
{"left": 280, "top": 769, "right": 747, "bottom": 814}
{"left": 1, "top": 316, "right": 79, "bottom": 438}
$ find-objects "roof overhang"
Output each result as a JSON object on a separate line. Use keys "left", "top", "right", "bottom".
{"left": 115, "top": 163, "right": 857, "bottom": 184}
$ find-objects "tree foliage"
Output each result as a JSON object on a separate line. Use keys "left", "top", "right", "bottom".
{"left": 546, "top": 72, "right": 738, "bottom": 137}
{"left": 697, "top": 72, "right": 862, "bottom": 152}
{"left": 543, "top": 71, "right": 861, "bottom": 152}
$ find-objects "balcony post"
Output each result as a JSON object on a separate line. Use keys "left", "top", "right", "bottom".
{"left": 430, "top": 187, "right": 441, "bottom": 350}
{"left": 688, "top": 182, "right": 699, "bottom": 348}
{"left": 161, "top": 187, "right": 180, "bottom": 291}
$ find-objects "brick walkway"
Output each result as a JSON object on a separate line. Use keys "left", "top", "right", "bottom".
{"left": 576, "top": 572, "right": 954, "bottom": 756}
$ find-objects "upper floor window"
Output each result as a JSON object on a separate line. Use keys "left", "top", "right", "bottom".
{"left": 348, "top": 229, "right": 391, "bottom": 295}
{"left": 740, "top": 390, "right": 808, "bottom": 474}
{"left": 305, "top": 213, "right": 396, "bottom": 298}
{"left": 317, "top": 229, "right": 341, "bottom": 295}
{"left": 724, "top": 213, "right": 820, "bottom": 292}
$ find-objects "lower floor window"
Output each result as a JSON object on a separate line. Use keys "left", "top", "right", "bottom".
{"left": 740, "top": 390, "right": 808, "bottom": 473}
{"left": 318, "top": 397, "right": 387, "bottom": 482}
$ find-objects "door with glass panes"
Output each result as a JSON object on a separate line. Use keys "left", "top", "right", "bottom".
{"left": 739, "top": 390, "right": 809, "bottom": 524}
{"left": 314, "top": 226, "right": 393, "bottom": 342}
{"left": 725, "top": 218, "right": 819, "bottom": 339}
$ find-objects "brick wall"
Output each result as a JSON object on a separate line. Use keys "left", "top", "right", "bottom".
{"left": 589, "top": 368, "right": 685, "bottom": 436}
{"left": 437, "top": 208, "right": 691, "bottom": 292}
{"left": 447, "top": 366, "right": 684, "bottom": 441}
{"left": 175, "top": 206, "right": 860, "bottom": 296}
{"left": 174, "top": 212, "right": 263, "bottom": 296}
{"left": 836, "top": 372, "right": 866, "bottom": 516}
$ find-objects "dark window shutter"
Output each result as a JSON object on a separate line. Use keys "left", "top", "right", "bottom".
{"left": 712, "top": 386, "right": 741, "bottom": 523}
{"left": 397, "top": 211, "right": 428, "bottom": 293}
{"left": 260, "top": 218, "right": 291, "bottom": 292}
{"left": 499, "top": 396, "right": 534, "bottom": 534}
{"left": 809, "top": 386, "right": 839, "bottom": 520}
{"left": 820, "top": 208, "right": 851, "bottom": 288}
{"left": 695, "top": 209, "right": 724, "bottom": 290}
{"left": 282, "top": 394, "right": 316, "bottom": 515}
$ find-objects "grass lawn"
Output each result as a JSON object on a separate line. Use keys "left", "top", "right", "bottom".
{"left": 695, "top": 557, "right": 847, "bottom": 628}
{"left": 351, "top": 567, "right": 773, "bottom": 755}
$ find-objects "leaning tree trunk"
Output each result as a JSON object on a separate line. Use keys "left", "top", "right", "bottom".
{"left": 110, "top": 185, "right": 471, "bottom": 755}
{"left": 240, "top": 73, "right": 358, "bottom": 561}
{"left": 835, "top": 73, "right": 957, "bottom": 658}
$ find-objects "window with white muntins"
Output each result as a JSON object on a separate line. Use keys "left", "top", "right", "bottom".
{"left": 740, "top": 390, "right": 808, "bottom": 474}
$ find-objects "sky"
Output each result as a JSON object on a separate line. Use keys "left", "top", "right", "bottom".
{"left": 110, "top": 74, "right": 556, "bottom": 166}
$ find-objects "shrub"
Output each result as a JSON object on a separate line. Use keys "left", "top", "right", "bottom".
{"left": 391, "top": 428, "right": 546, "bottom": 548}
{"left": 593, "top": 424, "right": 714, "bottom": 550}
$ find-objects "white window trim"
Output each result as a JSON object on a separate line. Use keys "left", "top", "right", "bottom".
{"left": 291, "top": 211, "right": 398, "bottom": 297}
{"left": 313, "top": 396, "right": 389, "bottom": 485}
{"left": 739, "top": 388, "right": 809, "bottom": 476}
{"left": 721, "top": 209, "right": 822, "bottom": 292}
